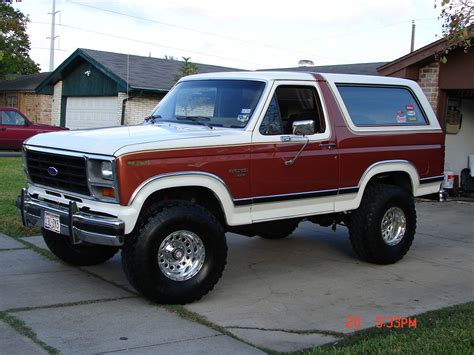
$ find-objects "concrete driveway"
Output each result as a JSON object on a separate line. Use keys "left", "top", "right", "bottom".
{"left": 0, "top": 151, "right": 21, "bottom": 157}
{"left": 1, "top": 200, "right": 473, "bottom": 353}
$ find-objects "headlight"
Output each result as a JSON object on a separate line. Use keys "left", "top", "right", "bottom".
{"left": 101, "top": 161, "right": 113, "bottom": 180}
{"left": 87, "top": 158, "right": 119, "bottom": 203}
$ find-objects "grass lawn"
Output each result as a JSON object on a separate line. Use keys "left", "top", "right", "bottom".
{"left": 309, "top": 302, "right": 474, "bottom": 354}
{"left": 0, "top": 157, "right": 39, "bottom": 237}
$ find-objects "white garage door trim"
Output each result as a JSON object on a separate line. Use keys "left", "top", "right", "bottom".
{"left": 66, "top": 96, "right": 119, "bottom": 130}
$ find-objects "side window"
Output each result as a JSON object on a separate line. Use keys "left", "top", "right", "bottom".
{"left": 336, "top": 85, "right": 428, "bottom": 126}
{"left": 0, "top": 111, "right": 25, "bottom": 126}
{"left": 259, "top": 95, "right": 283, "bottom": 135}
{"left": 260, "top": 85, "right": 325, "bottom": 135}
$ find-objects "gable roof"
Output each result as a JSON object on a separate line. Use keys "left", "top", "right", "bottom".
{"left": 376, "top": 38, "right": 446, "bottom": 76}
{"left": 263, "top": 62, "right": 388, "bottom": 76}
{"left": 0, "top": 72, "right": 51, "bottom": 92}
{"left": 36, "top": 48, "right": 240, "bottom": 94}
{"left": 378, "top": 26, "right": 474, "bottom": 75}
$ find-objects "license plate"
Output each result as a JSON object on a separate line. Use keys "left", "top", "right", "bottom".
{"left": 44, "top": 211, "right": 61, "bottom": 234}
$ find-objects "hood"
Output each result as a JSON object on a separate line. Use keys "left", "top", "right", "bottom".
{"left": 24, "top": 123, "right": 237, "bottom": 156}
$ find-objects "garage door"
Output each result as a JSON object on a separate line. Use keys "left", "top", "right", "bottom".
{"left": 66, "top": 97, "right": 118, "bottom": 130}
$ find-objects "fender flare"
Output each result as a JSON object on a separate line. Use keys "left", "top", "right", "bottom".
{"left": 128, "top": 171, "right": 251, "bottom": 226}
{"left": 337, "top": 160, "right": 420, "bottom": 212}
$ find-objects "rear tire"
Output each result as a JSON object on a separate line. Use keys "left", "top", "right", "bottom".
{"left": 42, "top": 229, "right": 119, "bottom": 266}
{"left": 348, "top": 183, "right": 416, "bottom": 264}
{"left": 122, "top": 201, "right": 227, "bottom": 304}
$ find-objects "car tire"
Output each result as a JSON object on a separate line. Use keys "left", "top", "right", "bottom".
{"left": 348, "top": 183, "right": 416, "bottom": 264}
{"left": 122, "top": 201, "right": 227, "bottom": 304}
{"left": 42, "top": 229, "right": 120, "bottom": 266}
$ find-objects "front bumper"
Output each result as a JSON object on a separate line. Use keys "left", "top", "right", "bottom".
{"left": 17, "top": 188, "right": 125, "bottom": 246}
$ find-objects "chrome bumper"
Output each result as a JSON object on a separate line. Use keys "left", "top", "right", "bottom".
{"left": 17, "top": 188, "right": 124, "bottom": 246}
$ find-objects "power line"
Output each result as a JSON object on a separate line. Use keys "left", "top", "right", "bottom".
{"left": 31, "top": 21, "right": 272, "bottom": 67}
{"left": 31, "top": 46, "right": 68, "bottom": 52}
{"left": 309, "top": 17, "right": 438, "bottom": 42}
{"left": 64, "top": 0, "right": 350, "bottom": 63}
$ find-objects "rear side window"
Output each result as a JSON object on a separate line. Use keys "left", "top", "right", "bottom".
{"left": 336, "top": 85, "right": 427, "bottom": 126}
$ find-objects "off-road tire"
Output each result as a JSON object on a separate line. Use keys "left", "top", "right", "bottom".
{"left": 42, "top": 229, "right": 120, "bottom": 266}
{"left": 255, "top": 220, "right": 300, "bottom": 239}
{"left": 348, "top": 183, "right": 416, "bottom": 264}
{"left": 122, "top": 201, "right": 227, "bottom": 304}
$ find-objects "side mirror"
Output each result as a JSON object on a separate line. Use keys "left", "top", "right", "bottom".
{"left": 292, "top": 120, "right": 315, "bottom": 136}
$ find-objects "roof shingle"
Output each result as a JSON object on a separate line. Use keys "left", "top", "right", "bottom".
{"left": 0, "top": 72, "right": 51, "bottom": 92}
{"left": 262, "top": 62, "right": 388, "bottom": 76}
{"left": 80, "top": 49, "right": 240, "bottom": 91}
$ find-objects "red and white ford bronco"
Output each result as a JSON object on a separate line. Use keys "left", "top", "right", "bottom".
{"left": 18, "top": 72, "right": 444, "bottom": 304}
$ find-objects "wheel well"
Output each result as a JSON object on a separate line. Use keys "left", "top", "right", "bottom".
{"left": 141, "top": 186, "right": 226, "bottom": 225}
{"left": 369, "top": 171, "right": 413, "bottom": 194}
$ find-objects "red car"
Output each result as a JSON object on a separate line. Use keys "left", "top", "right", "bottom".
{"left": 0, "top": 108, "right": 66, "bottom": 150}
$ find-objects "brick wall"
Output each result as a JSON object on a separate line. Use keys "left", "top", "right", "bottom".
{"left": 123, "top": 94, "right": 162, "bottom": 125}
{"left": 51, "top": 81, "right": 62, "bottom": 126}
{"left": 418, "top": 62, "right": 440, "bottom": 113}
{"left": 22, "top": 93, "right": 52, "bottom": 125}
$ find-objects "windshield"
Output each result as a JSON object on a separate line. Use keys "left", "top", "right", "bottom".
{"left": 149, "top": 80, "right": 266, "bottom": 128}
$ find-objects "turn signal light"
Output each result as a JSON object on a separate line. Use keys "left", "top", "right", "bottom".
{"left": 102, "top": 187, "right": 115, "bottom": 198}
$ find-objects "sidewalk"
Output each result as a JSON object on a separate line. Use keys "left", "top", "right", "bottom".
{"left": 0, "top": 232, "right": 264, "bottom": 354}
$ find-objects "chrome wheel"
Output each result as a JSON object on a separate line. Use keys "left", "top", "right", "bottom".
{"left": 381, "top": 207, "right": 406, "bottom": 246}
{"left": 158, "top": 230, "right": 206, "bottom": 281}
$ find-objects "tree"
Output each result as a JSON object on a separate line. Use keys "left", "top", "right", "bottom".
{"left": 0, "top": 3, "right": 40, "bottom": 79}
{"left": 436, "top": 0, "right": 474, "bottom": 62}
{"left": 163, "top": 54, "right": 177, "bottom": 61}
{"left": 174, "top": 57, "right": 198, "bottom": 82}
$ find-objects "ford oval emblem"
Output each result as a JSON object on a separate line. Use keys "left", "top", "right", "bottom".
{"left": 47, "top": 167, "right": 59, "bottom": 176}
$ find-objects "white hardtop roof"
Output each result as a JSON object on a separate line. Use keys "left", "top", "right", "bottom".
{"left": 182, "top": 71, "right": 416, "bottom": 86}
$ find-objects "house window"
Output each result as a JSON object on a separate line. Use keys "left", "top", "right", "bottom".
{"left": 7, "top": 95, "right": 18, "bottom": 108}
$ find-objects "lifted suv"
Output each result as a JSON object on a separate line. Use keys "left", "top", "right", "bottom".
{"left": 18, "top": 72, "right": 444, "bottom": 304}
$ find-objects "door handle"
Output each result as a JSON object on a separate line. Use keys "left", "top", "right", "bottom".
{"left": 319, "top": 142, "right": 336, "bottom": 148}
{"left": 0, "top": 127, "right": 6, "bottom": 131}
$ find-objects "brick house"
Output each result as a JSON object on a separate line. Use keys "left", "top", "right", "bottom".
{"left": 378, "top": 39, "right": 474, "bottom": 186}
{"left": 0, "top": 73, "right": 52, "bottom": 124}
{"left": 36, "top": 49, "right": 238, "bottom": 129}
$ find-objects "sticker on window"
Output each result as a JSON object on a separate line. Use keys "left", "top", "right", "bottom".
{"left": 241, "top": 108, "right": 251, "bottom": 114}
{"left": 237, "top": 114, "right": 249, "bottom": 122}
{"left": 396, "top": 110, "right": 406, "bottom": 123}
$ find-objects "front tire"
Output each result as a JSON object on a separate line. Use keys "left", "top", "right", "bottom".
{"left": 348, "top": 184, "right": 416, "bottom": 264}
{"left": 122, "top": 201, "right": 227, "bottom": 304}
{"left": 42, "top": 229, "right": 119, "bottom": 266}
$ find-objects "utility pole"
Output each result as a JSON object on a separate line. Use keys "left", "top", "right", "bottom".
{"left": 410, "top": 20, "right": 416, "bottom": 53}
{"left": 48, "top": 0, "right": 59, "bottom": 71}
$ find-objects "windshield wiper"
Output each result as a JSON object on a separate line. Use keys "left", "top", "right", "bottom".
{"left": 144, "top": 114, "right": 162, "bottom": 124}
{"left": 175, "top": 115, "right": 214, "bottom": 129}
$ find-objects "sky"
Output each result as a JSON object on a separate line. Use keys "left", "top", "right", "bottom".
{"left": 11, "top": 0, "right": 445, "bottom": 72}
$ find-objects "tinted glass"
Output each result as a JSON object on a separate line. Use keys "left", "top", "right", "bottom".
{"left": 260, "top": 86, "right": 324, "bottom": 135}
{"left": 337, "top": 86, "right": 427, "bottom": 126}
{"left": 151, "top": 80, "right": 266, "bottom": 128}
{"left": 0, "top": 111, "right": 25, "bottom": 125}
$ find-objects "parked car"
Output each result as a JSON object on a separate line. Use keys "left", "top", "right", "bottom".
{"left": 17, "top": 72, "right": 444, "bottom": 304}
{"left": 0, "top": 107, "right": 66, "bottom": 150}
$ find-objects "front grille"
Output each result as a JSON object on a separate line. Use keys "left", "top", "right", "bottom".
{"left": 26, "top": 150, "right": 90, "bottom": 196}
